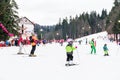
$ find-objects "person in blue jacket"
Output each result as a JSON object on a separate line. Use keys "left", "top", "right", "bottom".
{"left": 103, "top": 44, "right": 109, "bottom": 56}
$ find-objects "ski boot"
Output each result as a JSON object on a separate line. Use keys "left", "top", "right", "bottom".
{"left": 65, "top": 63, "right": 70, "bottom": 66}
{"left": 29, "top": 54, "right": 36, "bottom": 57}
{"left": 65, "top": 61, "right": 70, "bottom": 66}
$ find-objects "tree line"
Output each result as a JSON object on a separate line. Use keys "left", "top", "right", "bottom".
{"left": 0, "top": 0, "right": 120, "bottom": 41}
{"left": 43, "top": 0, "right": 120, "bottom": 40}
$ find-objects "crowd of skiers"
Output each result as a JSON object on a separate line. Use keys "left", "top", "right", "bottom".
{"left": 0, "top": 33, "right": 114, "bottom": 67}
{"left": 65, "top": 37, "right": 110, "bottom": 66}
{"left": 0, "top": 34, "right": 111, "bottom": 58}
{"left": 0, "top": 31, "right": 113, "bottom": 66}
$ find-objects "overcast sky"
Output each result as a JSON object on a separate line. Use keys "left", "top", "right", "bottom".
{"left": 15, "top": 0, "right": 114, "bottom": 25}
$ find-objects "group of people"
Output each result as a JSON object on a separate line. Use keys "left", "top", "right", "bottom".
{"left": 17, "top": 33, "right": 109, "bottom": 66}
{"left": 89, "top": 38, "right": 109, "bottom": 56}
{"left": 17, "top": 33, "right": 38, "bottom": 57}
{"left": 65, "top": 38, "right": 109, "bottom": 66}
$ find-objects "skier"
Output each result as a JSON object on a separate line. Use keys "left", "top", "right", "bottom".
{"left": 86, "top": 38, "right": 88, "bottom": 45}
{"left": 103, "top": 44, "right": 109, "bottom": 56}
{"left": 65, "top": 39, "right": 77, "bottom": 66}
{"left": 89, "top": 38, "right": 96, "bottom": 54}
{"left": 42, "top": 39, "right": 46, "bottom": 45}
{"left": 78, "top": 40, "right": 82, "bottom": 45}
{"left": 29, "top": 34, "right": 38, "bottom": 57}
{"left": 60, "top": 39, "right": 64, "bottom": 46}
{"left": 17, "top": 34, "right": 24, "bottom": 54}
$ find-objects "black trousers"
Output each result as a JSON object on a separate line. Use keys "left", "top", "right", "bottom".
{"left": 30, "top": 45, "right": 36, "bottom": 54}
{"left": 66, "top": 52, "right": 73, "bottom": 61}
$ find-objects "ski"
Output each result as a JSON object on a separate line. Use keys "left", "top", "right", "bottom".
{"left": 17, "top": 52, "right": 24, "bottom": 54}
{"left": 29, "top": 54, "right": 37, "bottom": 57}
{"left": 65, "top": 63, "right": 79, "bottom": 66}
{"left": 22, "top": 55, "right": 37, "bottom": 57}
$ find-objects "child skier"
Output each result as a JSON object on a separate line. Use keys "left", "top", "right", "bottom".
{"left": 103, "top": 44, "right": 109, "bottom": 56}
{"left": 89, "top": 38, "right": 96, "bottom": 54}
{"left": 65, "top": 39, "right": 77, "bottom": 66}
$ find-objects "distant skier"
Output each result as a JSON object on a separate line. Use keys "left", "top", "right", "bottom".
{"left": 78, "top": 40, "right": 82, "bottom": 45}
{"left": 86, "top": 38, "right": 88, "bottom": 45}
{"left": 42, "top": 39, "right": 46, "bottom": 45}
{"left": 5, "top": 40, "right": 10, "bottom": 46}
{"left": 103, "top": 44, "right": 109, "bottom": 56}
{"left": 29, "top": 34, "right": 38, "bottom": 57}
{"left": 60, "top": 39, "right": 64, "bottom": 46}
{"left": 65, "top": 39, "right": 77, "bottom": 66}
{"left": 89, "top": 38, "right": 96, "bottom": 54}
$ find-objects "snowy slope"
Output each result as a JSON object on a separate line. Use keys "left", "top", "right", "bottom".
{"left": 0, "top": 31, "right": 120, "bottom": 80}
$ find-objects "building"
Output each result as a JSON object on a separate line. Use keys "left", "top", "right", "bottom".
{"left": 16, "top": 17, "right": 35, "bottom": 39}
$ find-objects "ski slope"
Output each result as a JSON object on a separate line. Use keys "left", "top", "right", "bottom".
{"left": 0, "top": 31, "right": 120, "bottom": 80}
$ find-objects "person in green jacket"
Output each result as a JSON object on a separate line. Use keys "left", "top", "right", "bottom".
{"left": 65, "top": 39, "right": 77, "bottom": 65}
{"left": 89, "top": 38, "right": 96, "bottom": 54}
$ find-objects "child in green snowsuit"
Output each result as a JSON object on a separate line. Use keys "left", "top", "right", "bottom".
{"left": 89, "top": 38, "right": 96, "bottom": 54}
{"left": 103, "top": 44, "right": 109, "bottom": 56}
{"left": 65, "top": 41, "right": 77, "bottom": 65}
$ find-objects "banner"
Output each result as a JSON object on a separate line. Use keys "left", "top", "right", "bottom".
{"left": 0, "top": 23, "right": 14, "bottom": 37}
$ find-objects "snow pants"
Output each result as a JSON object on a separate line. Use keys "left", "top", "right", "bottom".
{"left": 66, "top": 52, "right": 73, "bottom": 61}
{"left": 104, "top": 50, "right": 108, "bottom": 55}
{"left": 91, "top": 46, "right": 96, "bottom": 54}
{"left": 30, "top": 45, "right": 36, "bottom": 54}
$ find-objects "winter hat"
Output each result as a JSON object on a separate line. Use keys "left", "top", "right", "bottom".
{"left": 67, "top": 38, "right": 73, "bottom": 44}
{"left": 67, "top": 38, "right": 73, "bottom": 42}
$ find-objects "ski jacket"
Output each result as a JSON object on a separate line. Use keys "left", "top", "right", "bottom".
{"left": 30, "top": 35, "right": 38, "bottom": 46}
{"left": 18, "top": 36, "right": 23, "bottom": 46}
{"left": 89, "top": 40, "right": 96, "bottom": 47}
{"left": 103, "top": 46, "right": 108, "bottom": 51}
{"left": 65, "top": 44, "right": 76, "bottom": 53}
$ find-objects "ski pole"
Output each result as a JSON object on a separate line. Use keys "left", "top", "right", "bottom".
{"left": 76, "top": 49, "right": 80, "bottom": 58}
{"left": 75, "top": 48, "right": 80, "bottom": 64}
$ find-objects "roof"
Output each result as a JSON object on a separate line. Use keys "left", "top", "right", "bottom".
{"left": 16, "top": 17, "right": 35, "bottom": 26}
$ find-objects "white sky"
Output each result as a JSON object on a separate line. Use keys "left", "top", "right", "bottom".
{"left": 15, "top": 0, "right": 114, "bottom": 25}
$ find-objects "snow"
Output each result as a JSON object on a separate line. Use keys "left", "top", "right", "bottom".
{"left": 0, "top": 31, "right": 120, "bottom": 80}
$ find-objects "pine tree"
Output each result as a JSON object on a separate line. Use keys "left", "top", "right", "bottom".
{"left": 61, "top": 18, "right": 68, "bottom": 40}
{"left": 0, "top": 0, "right": 19, "bottom": 40}
{"left": 101, "top": 9, "right": 107, "bottom": 20}
{"left": 112, "top": 12, "right": 120, "bottom": 42}
{"left": 114, "top": 0, "right": 119, "bottom": 6}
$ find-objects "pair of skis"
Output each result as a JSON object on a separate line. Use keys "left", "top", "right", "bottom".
{"left": 17, "top": 53, "right": 37, "bottom": 57}
{"left": 65, "top": 63, "right": 79, "bottom": 66}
